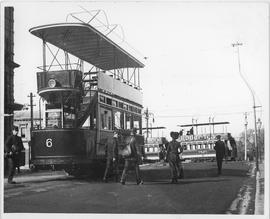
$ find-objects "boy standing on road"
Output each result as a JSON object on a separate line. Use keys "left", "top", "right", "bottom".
{"left": 4, "top": 126, "right": 24, "bottom": 184}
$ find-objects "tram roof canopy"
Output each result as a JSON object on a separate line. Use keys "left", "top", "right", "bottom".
{"left": 29, "top": 23, "right": 145, "bottom": 70}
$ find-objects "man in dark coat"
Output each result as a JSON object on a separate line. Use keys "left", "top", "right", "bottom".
{"left": 214, "top": 135, "right": 226, "bottom": 175}
{"left": 120, "top": 128, "right": 143, "bottom": 185}
{"left": 166, "top": 131, "right": 183, "bottom": 183}
{"left": 103, "top": 131, "right": 119, "bottom": 182}
{"left": 4, "top": 126, "right": 24, "bottom": 184}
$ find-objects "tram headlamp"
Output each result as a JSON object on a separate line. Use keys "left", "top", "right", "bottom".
{"left": 48, "top": 79, "right": 57, "bottom": 88}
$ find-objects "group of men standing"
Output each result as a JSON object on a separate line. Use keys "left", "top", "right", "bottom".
{"left": 103, "top": 128, "right": 143, "bottom": 185}
{"left": 103, "top": 129, "right": 185, "bottom": 185}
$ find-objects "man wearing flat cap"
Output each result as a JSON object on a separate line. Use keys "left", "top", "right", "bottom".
{"left": 4, "top": 126, "right": 24, "bottom": 184}
{"left": 214, "top": 135, "right": 226, "bottom": 175}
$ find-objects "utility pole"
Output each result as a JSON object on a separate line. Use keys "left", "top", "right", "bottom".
{"left": 257, "top": 118, "right": 262, "bottom": 162}
{"left": 244, "top": 112, "right": 248, "bottom": 161}
{"left": 232, "top": 42, "right": 259, "bottom": 171}
{"left": 212, "top": 117, "right": 215, "bottom": 134}
{"left": 27, "top": 92, "right": 36, "bottom": 134}
{"left": 143, "top": 107, "right": 154, "bottom": 144}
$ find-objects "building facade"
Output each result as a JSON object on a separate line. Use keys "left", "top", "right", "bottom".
{"left": 4, "top": 7, "right": 21, "bottom": 141}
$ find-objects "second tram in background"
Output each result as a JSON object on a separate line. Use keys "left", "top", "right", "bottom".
{"left": 178, "top": 122, "right": 237, "bottom": 162}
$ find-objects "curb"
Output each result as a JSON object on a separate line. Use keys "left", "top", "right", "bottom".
{"left": 254, "top": 162, "right": 264, "bottom": 214}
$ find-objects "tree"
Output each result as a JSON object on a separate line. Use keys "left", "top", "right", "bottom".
{"left": 236, "top": 128, "right": 264, "bottom": 161}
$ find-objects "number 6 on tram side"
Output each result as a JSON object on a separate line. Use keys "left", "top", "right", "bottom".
{"left": 29, "top": 16, "right": 145, "bottom": 176}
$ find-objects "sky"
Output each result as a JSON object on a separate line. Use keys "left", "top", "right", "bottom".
{"left": 2, "top": 0, "right": 269, "bottom": 139}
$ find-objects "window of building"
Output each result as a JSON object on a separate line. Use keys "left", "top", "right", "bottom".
{"left": 100, "top": 107, "right": 112, "bottom": 130}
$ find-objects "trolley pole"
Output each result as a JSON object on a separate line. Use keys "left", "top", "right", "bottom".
{"left": 232, "top": 42, "right": 259, "bottom": 171}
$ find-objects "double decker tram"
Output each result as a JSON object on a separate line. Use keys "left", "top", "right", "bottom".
{"left": 178, "top": 122, "right": 230, "bottom": 162}
{"left": 29, "top": 12, "right": 145, "bottom": 175}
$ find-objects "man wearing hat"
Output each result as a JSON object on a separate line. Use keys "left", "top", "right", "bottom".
{"left": 214, "top": 135, "right": 226, "bottom": 175}
{"left": 166, "top": 131, "right": 183, "bottom": 183}
{"left": 103, "top": 131, "right": 119, "bottom": 182}
{"left": 4, "top": 126, "right": 24, "bottom": 184}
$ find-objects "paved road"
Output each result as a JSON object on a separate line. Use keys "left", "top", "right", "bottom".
{"left": 4, "top": 161, "right": 255, "bottom": 214}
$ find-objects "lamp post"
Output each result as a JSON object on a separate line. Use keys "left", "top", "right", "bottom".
{"left": 232, "top": 42, "right": 259, "bottom": 171}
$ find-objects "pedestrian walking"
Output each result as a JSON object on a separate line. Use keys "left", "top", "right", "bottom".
{"left": 103, "top": 131, "right": 119, "bottom": 182}
{"left": 4, "top": 126, "right": 24, "bottom": 184}
{"left": 227, "top": 133, "right": 237, "bottom": 161}
{"left": 214, "top": 135, "right": 226, "bottom": 175}
{"left": 120, "top": 128, "right": 143, "bottom": 185}
{"left": 166, "top": 131, "right": 183, "bottom": 184}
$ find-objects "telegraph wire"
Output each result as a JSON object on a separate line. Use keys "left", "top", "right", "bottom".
{"left": 154, "top": 109, "right": 263, "bottom": 118}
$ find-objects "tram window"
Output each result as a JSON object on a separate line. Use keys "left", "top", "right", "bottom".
{"left": 138, "top": 108, "right": 141, "bottom": 114}
{"left": 63, "top": 105, "right": 76, "bottom": 128}
{"left": 114, "top": 111, "right": 122, "bottom": 129}
{"left": 100, "top": 95, "right": 105, "bottom": 103}
{"left": 123, "top": 104, "right": 128, "bottom": 110}
{"left": 112, "top": 100, "right": 118, "bottom": 107}
{"left": 46, "top": 111, "right": 62, "bottom": 128}
{"left": 100, "top": 107, "right": 112, "bottom": 130}
{"left": 126, "top": 113, "right": 132, "bottom": 129}
{"left": 119, "top": 102, "right": 123, "bottom": 108}
{"left": 106, "top": 98, "right": 112, "bottom": 105}
{"left": 133, "top": 116, "right": 140, "bottom": 129}
{"left": 46, "top": 103, "right": 61, "bottom": 110}
{"left": 20, "top": 127, "right": 26, "bottom": 138}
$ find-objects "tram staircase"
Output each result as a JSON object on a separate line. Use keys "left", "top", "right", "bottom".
{"left": 77, "top": 72, "right": 98, "bottom": 127}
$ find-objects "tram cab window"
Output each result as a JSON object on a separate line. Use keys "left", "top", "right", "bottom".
{"left": 100, "top": 107, "right": 112, "bottom": 130}
{"left": 63, "top": 105, "right": 76, "bottom": 128}
{"left": 126, "top": 113, "right": 132, "bottom": 130}
{"left": 133, "top": 116, "right": 141, "bottom": 129}
{"left": 114, "top": 111, "right": 124, "bottom": 129}
{"left": 46, "top": 111, "right": 62, "bottom": 128}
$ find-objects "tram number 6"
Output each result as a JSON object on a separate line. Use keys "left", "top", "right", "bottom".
{"left": 46, "top": 138, "right": 53, "bottom": 148}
